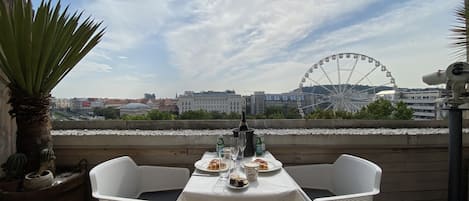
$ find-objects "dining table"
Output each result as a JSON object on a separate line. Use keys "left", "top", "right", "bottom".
{"left": 176, "top": 151, "right": 309, "bottom": 201}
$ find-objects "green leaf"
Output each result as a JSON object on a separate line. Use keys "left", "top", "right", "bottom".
{"left": 0, "top": 0, "right": 105, "bottom": 97}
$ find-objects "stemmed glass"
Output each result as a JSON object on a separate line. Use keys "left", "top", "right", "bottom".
{"left": 230, "top": 138, "right": 239, "bottom": 170}
{"left": 238, "top": 131, "right": 247, "bottom": 161}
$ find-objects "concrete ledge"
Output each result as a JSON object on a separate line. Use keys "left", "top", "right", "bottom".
{"left": 52, "top": 128, "right": 469, "bottom": 147}
{"left": 51, "top": 119, "right": 462, "bottom": 130}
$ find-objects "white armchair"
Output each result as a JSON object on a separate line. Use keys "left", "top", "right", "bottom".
{"left": 89, "top": 156, "right": 190, "bottom": 201}
{"left": 285, "top": 154, "right": 382, "bottom": 201}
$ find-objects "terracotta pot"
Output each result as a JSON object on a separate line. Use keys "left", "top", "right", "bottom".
{"left": 23, "top": 170, "right": 54, "bottom": 191}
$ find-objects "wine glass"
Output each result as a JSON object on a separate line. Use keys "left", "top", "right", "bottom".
{"left": 238, "top": 131, "right": 247, "bottom": 160}
{"left": 230, "top": 138, "right": 239, "bottom": 170}
{"left": 230, "top": 145, "right": 239, "bottom": 162}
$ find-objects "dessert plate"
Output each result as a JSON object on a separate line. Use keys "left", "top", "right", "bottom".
{"left": 246, "top": 157, "right": 283, "bottom": 173}
{"left": 194, "top": 158, "right": 230, "bottom": 173}
{"left": 226, "top": 182, "right": 249, "bottom": 190}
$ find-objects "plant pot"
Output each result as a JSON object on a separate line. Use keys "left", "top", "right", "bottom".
{"left": 0, "top": 169, "right": 87, "bottom": 201}
{"left": 23, "top": 170, "right": 54, "bottom": 191}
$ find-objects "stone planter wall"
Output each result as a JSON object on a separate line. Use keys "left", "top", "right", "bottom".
{"left": 52, "top": 128, "right": 469, "bottom": 201}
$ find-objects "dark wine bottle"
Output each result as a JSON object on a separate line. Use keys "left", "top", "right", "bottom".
{"left": 236, "top": 111, "right": 255, "bottom": 157}
{"left": 239, "top": 111, "right": 248, "bottom": 131}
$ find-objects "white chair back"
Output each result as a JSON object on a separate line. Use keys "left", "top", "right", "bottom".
{"left": 89, "top": 156, "right": 140, "bottom": 199}
{"left": 332, "top": 154, "right": 382, "bottom": 196}
{"left": 285, "top": 154, "right": 382, "bottom": 201}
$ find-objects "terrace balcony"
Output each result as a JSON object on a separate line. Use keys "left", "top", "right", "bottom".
{"left": 38, "top": 119, "right": 469, "bottom": 201}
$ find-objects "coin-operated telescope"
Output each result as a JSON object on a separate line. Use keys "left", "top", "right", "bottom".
{"left": 422, "top": 61, "right": 469, "bottom": 201}
{"left": 422, "top": 62, "right": 469, "bottom": 106}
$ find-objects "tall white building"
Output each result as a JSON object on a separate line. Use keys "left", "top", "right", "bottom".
{"left": 399, "top": 89, "right": 445, "bottom": 120}
{"left": 177, "top": 90, "right": 244, "bottom": 114}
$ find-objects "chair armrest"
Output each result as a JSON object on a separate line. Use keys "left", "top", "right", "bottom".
{"left": 138, "top": 166, "right": 190, "bottom": 193}
{"left": 285, "top": 164, "right": 333, "bottom": 190}
{"left": 314, "top": 191, "right": 377, "bottom": 201}
{"left": 92, "top": 193, "right": 145, "bottom": 201}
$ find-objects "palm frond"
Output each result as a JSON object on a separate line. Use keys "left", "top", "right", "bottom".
{"left": 450, "top": 1, "right": 469, "bottom": 61}
{"left": 0, "top": 0, "right": 105, "bottom": 97}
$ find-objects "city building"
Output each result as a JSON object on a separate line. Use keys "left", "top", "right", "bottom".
{"left": 177, "top": 90, "right": 244, "bottom": 114}
{"left": 399, "top": 89, "right": 446, "bottom": 120}
{"left": 119, "top": 103, "right": 152, "bottom": 116}
{"left": 375, "top": 90, "right": 397, "bottom": 102}
{"left": 51, "top": 98, "right": 71, "bottom": 110}
{"left": 104, "top": 99, "right": 141, "bottom": 108}
{"left": 248, "top": 91, "right": 314, "bottom": 115}
{"left": 249, "top": 92, "right": 265, "bottom": 115}
{"left": 70, "top": 98, "right": 92, "bottom": 114}
{"left": 155, "top": 98, "right": 178, "bottom": 113}
{"left": 88, "top": 98, "right": 105, "bottom": 109}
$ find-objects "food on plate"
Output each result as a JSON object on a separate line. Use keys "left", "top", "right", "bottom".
{"left": 254, "top": 158, "right": 269, "bottom": 170}
{"left": 229, "top": 173, "right": 248, "bottom": 187}
{"left": 207, "top": 159, "right": 226, "bottom": 170}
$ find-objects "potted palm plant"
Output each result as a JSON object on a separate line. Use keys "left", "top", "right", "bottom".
{"left": 0, "top": 0, "right": 104, "bottom": 195}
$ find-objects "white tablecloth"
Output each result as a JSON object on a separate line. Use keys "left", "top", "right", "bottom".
{"left": 177, "top": 152, "right": 308, "bottom": 201}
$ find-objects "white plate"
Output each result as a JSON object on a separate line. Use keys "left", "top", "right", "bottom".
{"left": 226, "top": 182, "right": 249, "bottom": 190}
{"left": 248, "top": 157, "right": 283, "bottom": 173}
{"left": 194, "top": 159, "right": 230, "bottom": 173}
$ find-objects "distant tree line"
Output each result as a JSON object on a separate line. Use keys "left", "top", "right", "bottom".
{"left": 92, "top": 98, "right": 413, "bottom": 120}
{"left": 306, "top": 99, "right": 413, "bottom": 120}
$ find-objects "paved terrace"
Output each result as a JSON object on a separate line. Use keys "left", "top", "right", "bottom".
{"left": 52, "top": 119, "right": 469, "bottom": 201}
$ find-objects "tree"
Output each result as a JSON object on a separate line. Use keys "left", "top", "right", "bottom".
{"left": 265, "top": 106, "right": 283, "bottom": 118}
{"left": 356, "top": 98, "right": 394, "bottom": 120}
{"left": 392, "top": 101, "right": 413, "bottom": 120}
{"left": 209, "top": 111, "right": 224, "bottom": 119}
{"left": 94, "top": 107, "right": 119, "bottom": 119}
{"left": 178, "top": 110, "right": 213, "bottom": 120}
{"left": 264, "top": 105, "right": 303, "bottom": 119}
{"left": 0, "top": 1, "right": 104, "bottom": 171}
{"left": 306, "top": 99, "right": 413, "bottom": 120}
{"left": 306, "top": 109, "right": 353, "bottom": 119}
{"left": 268, "top": 112, "right": 284, "bottom": 119}
{"left": 121, "top": 114, "right": 148, "bottom": 120}
{"left": 147, "top": 110, "right": 174, "bottom": 120}
{"left": 226, "top": 112, "right": 240, "bottom": 119}
{"left": 285, "top": 107, "right": 301, "bottom": 119}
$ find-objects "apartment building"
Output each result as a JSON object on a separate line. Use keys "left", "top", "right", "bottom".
{"left": 399, "top": 89, "right": 445, "bottom": 120}
{"left": 248, "top": 91, "right": 314, "bottom": 115}
{"left": 177, "top": 90, "right": 244, "bottom": 114}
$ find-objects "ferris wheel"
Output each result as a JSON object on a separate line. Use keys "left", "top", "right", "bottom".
{"left": 297, "top": 52, "right": 397, "bottom": 117}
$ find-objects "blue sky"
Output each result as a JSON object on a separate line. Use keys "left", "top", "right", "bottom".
{"left": 33, "top": 0, "right": 460, "bottom": 98}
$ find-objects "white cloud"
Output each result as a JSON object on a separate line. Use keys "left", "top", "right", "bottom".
{"left": 72, "top": 61, "right": 112, "bottom": 75}
{"left": 82, "top": 0, "right": 172, "bottom": 51}
{"left": 53, "top": 0, "right": 462, "bottom": 98}
{"left": 293, "top": 0, "right": 450, "bottom": 60}
{"left": 166, "top": 0, "right": 377, "bottom": 81}
{"left": 53, "top": 72, "right": 159, "bottom": 98}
